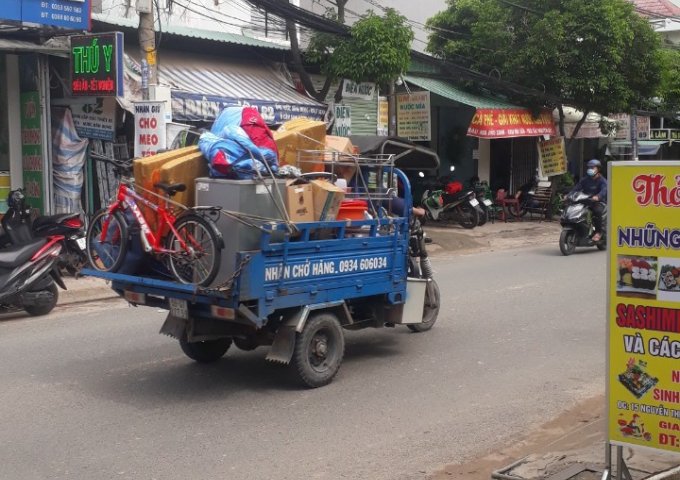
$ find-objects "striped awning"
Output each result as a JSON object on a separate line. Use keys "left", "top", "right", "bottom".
{"left": 125, "top": 50, "right": 326, "bottom": 124}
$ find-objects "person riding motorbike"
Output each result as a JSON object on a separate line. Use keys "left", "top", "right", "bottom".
{"left": 569, "top": 159, "right": 607, "bottom": 242}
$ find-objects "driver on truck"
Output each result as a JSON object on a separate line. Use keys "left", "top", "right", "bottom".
{"left": 569, "top": 159, "right": 607, "bottom": 242}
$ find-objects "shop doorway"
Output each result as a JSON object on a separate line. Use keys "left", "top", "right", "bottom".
{"left": 490, "top": 138, "right": 512, "bottom": 193}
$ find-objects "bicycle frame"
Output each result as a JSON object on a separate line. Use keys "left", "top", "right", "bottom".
{"left": 102, "top": 181, "right": 188, "bottom": 254}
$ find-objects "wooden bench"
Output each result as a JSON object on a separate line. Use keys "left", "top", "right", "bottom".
{"left": 524, "top": 181, "right": 553, "bottom": 220}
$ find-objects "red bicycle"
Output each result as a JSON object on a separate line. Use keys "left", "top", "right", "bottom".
{"left": 85, "top": 157, "right": 223, "bottom": 286}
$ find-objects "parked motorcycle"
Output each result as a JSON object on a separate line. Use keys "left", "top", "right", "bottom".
{"left": 559, "top": 191, "right": 607, "bottom": 256}
{"left": 421, "top": 189, "right": 480, "bottom": 228}
{"left": 471, "top": 181, "right": 493, "bottom": 226}
{"left": 1, "top": 189, "right": 87, "bottom": 275}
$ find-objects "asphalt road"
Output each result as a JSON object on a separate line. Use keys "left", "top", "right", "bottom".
{"left": 0, "top": 244, "right": 607, "bottom": 480}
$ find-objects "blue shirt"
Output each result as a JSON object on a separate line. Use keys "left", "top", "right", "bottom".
{"left": 572, "top": 175, "right": 607, "bottom": 202}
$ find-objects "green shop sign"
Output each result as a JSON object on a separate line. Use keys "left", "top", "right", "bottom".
{"left": 70, "top": 32, "right": 124, "bottom": 97}
{"left": 650, "top": 129, "right": 680, "bottom": 141}
{"left": 20, "top": 92, "right": 43, "bottom": 213}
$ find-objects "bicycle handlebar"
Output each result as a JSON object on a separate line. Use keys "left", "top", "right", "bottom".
{"left": 90, "top": 153, "right": 133, "bottom": 177}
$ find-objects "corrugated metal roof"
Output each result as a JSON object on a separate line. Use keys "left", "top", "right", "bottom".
{"left": 404, "top": 75, "right": 519, "bottom": 109}
{"left": 632, "top": 0, "right": 680, "bottom": 17}
{"left": 0, "top": 38, "right": 68, "bottom": 56}
{"left": 92, "top": 14, "right": 288, "bottom": 50}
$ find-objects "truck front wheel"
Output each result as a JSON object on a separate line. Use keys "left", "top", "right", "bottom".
{"left": 179, "top": 334, "right": 231, "bottom": 363}
{"left": 292, "top": 312, "right": 345, "bottom": 388}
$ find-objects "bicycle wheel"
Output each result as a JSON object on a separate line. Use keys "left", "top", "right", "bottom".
{"left": 86, "top": 209, "right": 128, "bottom": 272}
{"left": 165, "top": 213, "right": 222, "bottom": 286}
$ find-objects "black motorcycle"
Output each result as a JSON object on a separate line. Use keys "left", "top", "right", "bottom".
{"left": 406, "top": 217, "right": 440, "bottom": 332}
{"left": 1, "top": 189, "right": 87, "bottom": 275}
{"left": 559, "top": 191, "right": 607, "bottom": 256}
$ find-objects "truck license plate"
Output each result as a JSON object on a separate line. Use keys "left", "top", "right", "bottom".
{"left": 169, "top": 298, "right": 189, "bottom": 319}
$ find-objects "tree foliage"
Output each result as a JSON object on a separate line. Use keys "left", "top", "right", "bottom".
{"left": 289, "top": 6, "right": 413, "bottom": 101}
{"left": 426, "top": 0, "right": 664, "bottom": 139}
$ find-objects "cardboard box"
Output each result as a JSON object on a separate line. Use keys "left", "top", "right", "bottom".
{"left": 325, "top": 136, "right": 355, "bottom": 155}
{"left": 286, "top": 181, "right": 314, "bottom": 222}
{"left": 311, "top": 180, "right": 345, "bottom": 221}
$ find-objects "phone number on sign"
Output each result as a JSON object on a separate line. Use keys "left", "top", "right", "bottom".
{"left": 339, "top": 257, "right": 388, "bottom": 273}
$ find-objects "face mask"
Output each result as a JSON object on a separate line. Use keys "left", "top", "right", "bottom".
{"left": 587, "top": 168, "right": 596, "bottom": 177}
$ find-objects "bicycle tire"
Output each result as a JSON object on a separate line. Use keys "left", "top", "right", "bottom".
{"left": 165, "top": 213, "right": 222, "bottom": 286}
{"left": 86, "top": 209, "right": 129, "bottom": 273}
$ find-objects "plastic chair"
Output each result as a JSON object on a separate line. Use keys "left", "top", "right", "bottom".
{"left": 495, "top": 189, "right": 521, "bottom": 223}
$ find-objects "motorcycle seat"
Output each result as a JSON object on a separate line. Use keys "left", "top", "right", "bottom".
{"left": 0, "top": 238, "right": 47, "bottom": 269}
{"left": 33, "top": 213, "right": 80, "bottom": 231}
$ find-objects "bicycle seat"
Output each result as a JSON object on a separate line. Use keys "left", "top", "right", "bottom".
{"left": 154, "top": 182, "right": 187, "bottom": 197}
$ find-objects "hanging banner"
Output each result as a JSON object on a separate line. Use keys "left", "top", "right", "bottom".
{"left": 342, "top": 80, "right": 376, "bottom": 101}
{"left": 134, "top": 101, "right": 166, "bottom": 158}
{"left": 608, "top": 161, "right": 680, "bottom": 455}
{"left": 69, "top": 97, "right": 116, "bottom": 141}
{"left": 20, "top": 92, "right": 44, "bottom": 213}
{"left": 467, "top": 108, "right": 555, "bottom": 138}
{"left": 377, "top": 96, "right": 388, "bottom": 136}
{"left": 70, "top": 32, "right": 124, "bottom": 97}
{"left": 397, "top": 91, "right": 431, "bottom": 141}
{"left": 611, "top": 114, "right": 650, "bottom": 141}
{"left": 538, "top": 137, "right": 567, "bottom": 177}
{"left": 333, "top": 105, "right": 351, "bottom": 137}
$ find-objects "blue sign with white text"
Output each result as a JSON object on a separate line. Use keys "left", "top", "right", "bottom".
{"left": 1, "top": 0, "right": 91, "bottom": 30}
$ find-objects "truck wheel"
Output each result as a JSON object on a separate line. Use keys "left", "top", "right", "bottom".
{"left": 292, "top": 312, "right": 345, "bottom": 388}
{"left": 408, "top": 279, "right": 440, "bottom": 332}
{"left": 179, "top": 333, "right": 231, "bottom": 363}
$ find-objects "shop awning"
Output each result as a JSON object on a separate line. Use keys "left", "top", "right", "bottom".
{"left": 125, "top": 50, "right": 326, "bottom": 124}
{"left": 0, "top": 37, "right": 69, "bottom": 57}
{"left": 606, "top": 140, "right": 667, "bottom": 157}
{"left": 404, "top": 75, "right": 556, "bottom": 139}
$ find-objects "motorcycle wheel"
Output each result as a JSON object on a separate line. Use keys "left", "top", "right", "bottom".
{"left": 597, "top": 236, "right": 607, "bottom": 251}
{"left": 559, "top": 230, "right": 577, "bottom": 256}
{"left": 408, "top": 279, "right": 440, "bottom": 333}
{"left": 457, "top": 203, "right": 479, "bottom": 229}
{"left": 23, "top": 283, "right": 59, "bottom": 317}
{"left": 476, "top": 205, "right": 487, "bottom": 226}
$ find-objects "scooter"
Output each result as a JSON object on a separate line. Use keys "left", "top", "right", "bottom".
{"left": 559, "top": 191, "right": 607, "bottom": 256}
{"left": 421, "top": 189, "right": 480, "bottom": 229}
{"left": 1, "top": 189, "right": 87, "bottom": 275}
{"left": 0, "top": 234, "right": 65, "bottom": 316}
{"left": 471, "top": 181, "right": 493, "bottom": 226}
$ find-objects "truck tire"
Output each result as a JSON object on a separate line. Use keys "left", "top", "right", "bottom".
{"left": 179, "top": 333, "right": 231, "bottom": 363}
{"left": 291, "top": 312, "right": 345, "bottom": 388}
{"left": 408, "top": 279, "right": 440, "bottom": 332}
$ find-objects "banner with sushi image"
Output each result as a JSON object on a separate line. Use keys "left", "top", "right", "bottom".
{"left": 608, "top": 162, "right": 680, "bottom": 456}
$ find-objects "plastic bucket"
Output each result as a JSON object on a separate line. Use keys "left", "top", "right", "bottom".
{"left": 337, "top": 200, "right": 368, "bottom": 221}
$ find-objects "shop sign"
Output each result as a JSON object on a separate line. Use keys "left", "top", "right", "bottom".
{"left": 170, "top": 92, "right": 326, "bottom": 124}
{"left": 537, "top": 137, "right": 567, "bottom": 177}
{"left": 608, "top": 161, "right": 680, "bottom": 455}
{"left": 333, "top": 105, "right": 351, "bottom": 137}
{"left": 467, "top": 108, "right": 555, "bottom": 138}
{"left": 377, "top": 96, "right": 388, "bottom": 136}
{"left": 20, "top": 92, "right": 44, "bottom": 213}
{"left": 611, "top": 114, "right": 650, "bottom": 141}
{"left": 396, "top": 91, "right": 431, "bottom": 141}
{"left": 134, "top": 101, "right": 166, "bottom": 158}
{"left": 70, "top": 32, "right": 124, "bottom": 97}
{"left": 70, "top": 97, "right": 116, "bottom": 141}
{"left": 4, "top": 0, "right": 91, "bottom": 30}
{"left": 650, "top": 129, "right": 680, "bottom": 141}
{"left": 342, "top": 80, "right": 375, "bottom": 101}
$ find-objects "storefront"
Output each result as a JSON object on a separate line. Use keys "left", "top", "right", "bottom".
{"left": 400, "top": 75, "right": 556, "bottom": 193}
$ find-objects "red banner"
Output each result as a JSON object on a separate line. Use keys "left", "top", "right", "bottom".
{"left": 467, "top": 108, "right": 556, "bottom": 138}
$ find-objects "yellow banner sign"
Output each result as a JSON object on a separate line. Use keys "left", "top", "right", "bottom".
{"left": 608, "top": 162, "right": 680, "bottom": 455}
{"left": 538, "top": 137, "right": 567, "bottom": 177}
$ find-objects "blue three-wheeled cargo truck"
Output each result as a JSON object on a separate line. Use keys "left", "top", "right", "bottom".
{"left": 82, "top": 158, "right": 440, "bottom": 388}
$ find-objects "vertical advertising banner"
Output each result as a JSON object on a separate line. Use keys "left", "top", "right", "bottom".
{"left": 608, "top": 162, "right": 680, "bottom": 455}
{"left": 134, "top": 101, "right": 166, "bottom": 158}
{"left": 20, "top": 92, "right": 43, "bottom": 212}
{"left": 377, "top": 96, "right": 388, "bottom": 136}
{"left": 397, "top": 91, "right": 431, "bottom": 141}
{"left": 333, "top": 105, "right": 351, "bottom": 137}
{"left": 538, "top": 137, "right": 567, "bottom": 177}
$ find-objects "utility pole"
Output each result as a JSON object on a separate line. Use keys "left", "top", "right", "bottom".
{"left": 137, "top": 0, "right": 157, "bottom": 99}
{"left": 388, "top": 81, "right": 397, "bottom": 136}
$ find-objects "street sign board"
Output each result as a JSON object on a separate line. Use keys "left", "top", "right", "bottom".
{"left": 2, "top": 0, "right": 91, "bottom": 30}
{"left": 608, "top": 161, "right": 680, "bottom": 455}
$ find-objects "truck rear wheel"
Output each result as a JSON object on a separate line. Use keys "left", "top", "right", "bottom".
{"left": 291, "top": 312, "right": 345, "bottom": 388}
{"left": 179, "top": 333, "right": 231, "bottom": 363}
